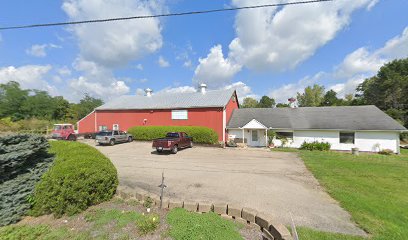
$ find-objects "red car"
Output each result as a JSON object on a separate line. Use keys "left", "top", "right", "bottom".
{"left": 152, "top": 132, "right": 193, "bottom": 154}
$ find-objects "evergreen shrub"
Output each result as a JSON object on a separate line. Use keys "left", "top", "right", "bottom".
{"left": 0, "top": 134, "right": 54, "bottom": 226}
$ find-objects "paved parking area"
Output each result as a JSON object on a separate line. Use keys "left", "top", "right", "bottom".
{"left": 85, "top": 140, "right": 365, "bottom": 235}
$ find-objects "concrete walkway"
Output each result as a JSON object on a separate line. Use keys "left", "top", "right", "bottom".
{"left": 84, "top": 140, "right": 366, "bottom": 236}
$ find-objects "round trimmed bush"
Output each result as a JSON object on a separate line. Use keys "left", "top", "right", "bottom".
{"left": 127, "top": 126, "right": 218, "bottom": 144}
{"left": 31, "top": 141, "right": 118, "bottom": 217}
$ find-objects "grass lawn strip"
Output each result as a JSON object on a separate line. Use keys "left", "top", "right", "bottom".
{"left": 295, "top": 148, "right": 408, "bottom": 240}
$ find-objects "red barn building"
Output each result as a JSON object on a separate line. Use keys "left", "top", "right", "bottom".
{"left": 77, "top": 85, "right": 239, "bottom": 142}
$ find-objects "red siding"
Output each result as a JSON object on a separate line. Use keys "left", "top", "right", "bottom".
{"left": 77, "top": 91, "right": 240, "bottom": 142}
{"left": 78, "top": 108, "right": 225, "bottom": 141}
{"left": 77, "top": 111, "right": 95, "bottom": 133}
{"left": 224, "top": 92, "right": 239, "bottom": 141}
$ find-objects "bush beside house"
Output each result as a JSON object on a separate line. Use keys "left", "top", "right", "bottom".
{"left": 127, "top": 126, "right": 218, "bottom": 144}
{"left": 31, "top": 141, "right": 118, "bottom": 217}
{"left": 300, "top": 141, "right": 331, "bottom": 151}
{"left": 0, "top": 134, "right": 54, "bottom": 226}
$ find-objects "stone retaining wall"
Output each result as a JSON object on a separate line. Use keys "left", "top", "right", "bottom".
{"left": 116, "top": 186, "right": 293, "bottom": 240}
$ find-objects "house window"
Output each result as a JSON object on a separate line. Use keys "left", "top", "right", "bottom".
{"left": 340, "top": 132, "right": 355, "bottom": 144}
{"left": 113, "top": 124, "right": 119, "bottom": 130}
{"left": 276, "top": 132, "right": 293, "bottom": 139}
{"left": 172, "top": 110, "right": 188, "bottom": 120}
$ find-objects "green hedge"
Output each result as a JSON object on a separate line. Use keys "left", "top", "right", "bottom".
{"left": 300, "top": 141, "right": 331, "bottom": 151}
{"left": 31, "top": 141, "right": 118, "bottom": 217}
{"left": 127, "top": 126, "right": 218, "bottom": 144}
{"left": 0, "top": 134, "right": 54, "bottom": 226}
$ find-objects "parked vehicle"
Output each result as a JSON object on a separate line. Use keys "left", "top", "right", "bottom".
{"left": 152, "top": 132, "right": 193, "bottom": 154}
{"left": 95, "top": 130, "right": 133, "bottom": 146}
{"left": 51, "top": 124, "right": 77, "bottom": 141}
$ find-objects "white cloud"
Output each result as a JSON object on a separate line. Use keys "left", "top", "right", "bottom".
{"left": 228, "top": 0, "right": 378, "bottom": 71}
{"left": 57, "top": 66, "right": 72, "bottom": 76}
{"left": 183, "top": 60, "right": 192, "bottom": 68}
{"left": 157, "top": 86, "right": 196, "bottom": 94}
{"left": 62, "top": 0, "right": 164, "bottom": 67}
{"left": 334, "top": 47, "right": 384, "bottom": 79}
{"left": 330, "top": 26, "right": 408, "bottom": 97}
{"left": 69, "top": 76, "right": 130, "bottom": 100}
{"left": 158, "top": 56, "right": 170, "bottom": 67}
{"left": 68, "top": 58, "right": 131, "bottom": 101}
{"left": 223, "top": 81, "right": 258, "bottom": 101}
{"left": 135, "top": 64, "right": 143, "bottom": 70}
{"left": 0, "top": 65, "right": 55, "bottom": 93}
{"left": 270, "top": 26, "right": 408, "bottom": 101}
{"left": 26, "top": 44, "right": 61, "bottom": 57}
{"left": 193, "top": 45, "right": 242, "bottom": 88}
{"left": 269, "top": 72, "right": 325, "bottom": 103}
{"left": 175, "top": 42, "right": 195, "bottom": 68}
{"left": 135, "top": 88, "right": 145, "bottom": 96}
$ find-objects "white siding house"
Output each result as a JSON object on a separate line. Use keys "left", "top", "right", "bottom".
{"left": 226, "top": 106, "right": 406, "bottom": 153}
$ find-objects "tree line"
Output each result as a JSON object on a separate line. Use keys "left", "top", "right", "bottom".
{"left": 241, "top": 58, "right": 408, "bottom": 128}
{"left": 0, "top": 81, "right": 103, "bottom": 125}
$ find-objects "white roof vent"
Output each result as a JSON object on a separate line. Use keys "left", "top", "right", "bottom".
{"left": 199, "top": 83, "right": 207, "bottom": 94}
{"left": 145, "top": 88, "right": 153, "bottom": 97}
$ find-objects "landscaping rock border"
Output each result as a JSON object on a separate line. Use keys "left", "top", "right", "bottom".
{"left": 116, "top": 186, "right": 292, "bottom": 240}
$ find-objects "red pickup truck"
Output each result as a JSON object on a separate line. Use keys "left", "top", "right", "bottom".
{"left": 152, "top": 132, "right": 193, "bottom": 154}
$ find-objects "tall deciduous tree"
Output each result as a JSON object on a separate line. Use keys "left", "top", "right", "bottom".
{"left": 296, "top": 84, "right": 325, "bottom": 107}
{"left": 258, "top": 96, "right": 275, "bottom": 108}
{"left": 321, "top": 89, "right": 340, "bottom": 106}
{"left": 0, "top": 81, "right": 29, "bottom": 120}
{"left": 76, "top": 94, "right": 104, "bottom": 119}
{"left": 356, "top": 58, "right": 408, "bottom": 127}
{"left": 241, "top": 97, "right": 259, "bottom": 108}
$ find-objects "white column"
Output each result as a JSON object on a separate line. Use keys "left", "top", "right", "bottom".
{"left": 265, "top": 129, "right": 268, "bottom": 147}
{"left": 242, "top": 128, "right": 245, "bottom": 144}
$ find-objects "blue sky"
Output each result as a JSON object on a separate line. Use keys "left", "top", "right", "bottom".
{"left": 0, "top": 0, "right": 407, "bottom": 103}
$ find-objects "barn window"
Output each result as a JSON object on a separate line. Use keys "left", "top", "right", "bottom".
{"left": 340, "top": 132, "right": 355, "bottom": 144}
{"left": 99, "top": 125, "right": 107, "bottom": 131}
{"left": 171, "top": 110, "right": 188, "bottom": 120}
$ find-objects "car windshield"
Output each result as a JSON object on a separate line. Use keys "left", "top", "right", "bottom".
{"left": 97, "top": 131, "right": 112, "bottom": 136}
{"left": 54, "top": 125, "right": 62, "bottom": 130}
{"left": 166, "top": 132, "right": 179, "bottom": 138}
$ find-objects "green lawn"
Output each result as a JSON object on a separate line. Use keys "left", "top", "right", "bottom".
{"left": 166, "top": 208, "right": 244, "bottom": 240}
{"left": 0, "top": 206, "right": 244, "bottom": 240}
{"left": 297, "top": 148, "right": 408, "bottom": 240}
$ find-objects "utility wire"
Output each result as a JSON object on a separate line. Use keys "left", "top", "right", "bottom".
{"left": 0, "top": 0, "right": 333, "bottom": 31}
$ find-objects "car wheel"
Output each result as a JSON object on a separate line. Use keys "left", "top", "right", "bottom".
{"left": 189, "top": 141, "right": 193, "bottom": 148}
{"left": 171, "top": 145, "right": 178, "bottom": 154}
{"left": 68, "top": 134, "right": 76, "bottom": 141}
{"left": 156, "top": 148, "right": 163, "bottom": 153}
{"left": 128, "top": 136, "right": 133, "bottom": 142}
{"left": 109, "top": 139, "right": 115, "bottom": 146}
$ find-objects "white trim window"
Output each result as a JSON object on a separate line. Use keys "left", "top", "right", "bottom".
{"left": 340, "top": 132, "right": 355, "bottom": 144}
{"left": 171, "top": 110, "right": 188, "bottom": 120}
{"left": 113, "top": 124, "right": 119, "bottom": 131}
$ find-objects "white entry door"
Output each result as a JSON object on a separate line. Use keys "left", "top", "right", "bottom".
{"left": 251, "top": 130, "right": 260, "bottom": 146}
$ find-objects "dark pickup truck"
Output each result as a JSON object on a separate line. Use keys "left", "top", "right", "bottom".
{"left": 152, "top": 132, "right": 193, "bottom": 154}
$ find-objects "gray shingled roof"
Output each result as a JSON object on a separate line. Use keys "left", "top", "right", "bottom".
{"left": 227, "top": 106, "right": 407, "bottom": 131}
{"left": 96, "top": 88, "right": 235, "bottom": 110}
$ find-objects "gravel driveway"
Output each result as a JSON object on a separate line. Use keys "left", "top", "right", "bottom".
{"left": 84, "top": 140, "right": 365, "bottom": 236}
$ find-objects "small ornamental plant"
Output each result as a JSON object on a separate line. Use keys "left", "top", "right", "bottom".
{"left": 136, "top": 214, "right": 160, "bottom": 235}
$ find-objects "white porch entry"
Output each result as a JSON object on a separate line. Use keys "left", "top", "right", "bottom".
{"left": 241, "top": 119, "right": 268, "bottom": 147}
